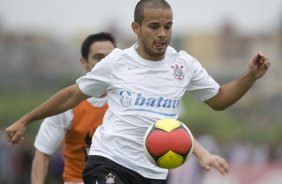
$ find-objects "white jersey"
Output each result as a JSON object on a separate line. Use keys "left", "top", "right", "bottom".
{"left": 34, "top": 97, "right": 107, "bottom": 155}
{"left": 76, "top": 44, "right": 219, "bottom": 179}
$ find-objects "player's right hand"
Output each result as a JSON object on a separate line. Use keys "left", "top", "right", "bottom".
{"left": 5, "top": 120, "right": 25, "bottom": 144}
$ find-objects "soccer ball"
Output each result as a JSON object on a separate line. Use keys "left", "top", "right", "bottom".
{"left": 144, "top": 119, "right": 194, "bottom": 169}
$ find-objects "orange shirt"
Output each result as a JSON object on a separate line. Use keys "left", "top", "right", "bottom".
{"left": 63, "top": 100, "right": 108, "bottom": 182}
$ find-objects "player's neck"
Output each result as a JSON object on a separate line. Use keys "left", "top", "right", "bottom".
{"left": 135, "top": 43, "right": 165, "bottom": 61}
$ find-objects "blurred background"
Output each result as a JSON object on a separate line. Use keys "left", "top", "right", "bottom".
{"left": 0, "top": 0, "right": 281, "bottom": 183}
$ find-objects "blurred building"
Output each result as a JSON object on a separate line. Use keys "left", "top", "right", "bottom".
{"left": 0, "top": 31, "right": 82, "bottom": 91}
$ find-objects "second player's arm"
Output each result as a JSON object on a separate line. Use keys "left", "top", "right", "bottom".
{"left": 31, "top": 150, "right": 50, "bottom": 184}
{"left": 193, "top": 139, "right": 229, "bottom": 175}
{"left": 31, "top": 115, "right": 66, "bottom": 184}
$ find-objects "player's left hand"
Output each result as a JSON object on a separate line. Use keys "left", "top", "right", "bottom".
{"left": 198, "top": 153, "right": 229, "bottom": 175}
{"left": 248, "top": 52, "right": 271, "bottom": 80}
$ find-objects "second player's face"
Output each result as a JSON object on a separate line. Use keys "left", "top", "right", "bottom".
{"left": 138, "top": 7, "right": 173, "bottom": 61}
{"left": 85, "top": 41, "right": 115, "bottom": 71}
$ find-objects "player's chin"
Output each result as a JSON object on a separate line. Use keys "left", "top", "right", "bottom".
{"left": 154, "top": 47, "right": 167, "bottom": 55}
{"left": 151, "top": 51, "right": 165, "bottom": 59}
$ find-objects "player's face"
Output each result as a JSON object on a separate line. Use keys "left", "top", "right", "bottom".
{"left": 81, "top": 40, "right": 115, "bottom": 72}
{"left": 133, "top": 7, "right": 173, "bottom": 61}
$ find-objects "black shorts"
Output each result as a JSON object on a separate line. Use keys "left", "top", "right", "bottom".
{"left": 82, "top": 155, "right": 167, "bottom": 184}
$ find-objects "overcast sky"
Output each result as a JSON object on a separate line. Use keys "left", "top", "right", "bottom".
{"left": 0, "top": 0, "right": 281, "bottom": 37}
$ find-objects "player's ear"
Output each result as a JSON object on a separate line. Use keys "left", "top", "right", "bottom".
{"left": 132, "top": 22, "right": 140, "bottom": 35}
{"left": 80, "top": 57, "right": 88, "bottom": 71}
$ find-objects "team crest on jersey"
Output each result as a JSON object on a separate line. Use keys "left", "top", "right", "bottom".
{"left": 170, "top": 61, "right": 184, "bottom": 80}
{"left": 105, "top": 173, "right": 116, "bottom": 184}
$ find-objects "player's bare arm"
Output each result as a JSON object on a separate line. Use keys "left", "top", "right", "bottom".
{"left": 31, "top": 149, "right": 50, "bottom": 184}
{"left": 193, "top": 139, "right": 229, "bottom": 175}
{"left": 205, "top": 52, "right": 271, "bottom": 110}
{"left": 5, "top": 84, "right": 89, "bottom": 144}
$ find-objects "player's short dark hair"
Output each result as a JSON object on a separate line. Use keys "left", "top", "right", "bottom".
{"left": 81, "top": 32, "right": 116, "bottom": 60}
{"left": 134, "top": 0, "right": 171, "bottom": 24}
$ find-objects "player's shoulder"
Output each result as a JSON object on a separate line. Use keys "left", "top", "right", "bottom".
{"left": 104, "top": 47, "right": 128, "bottom": 62}
{"left": 166, "top": 46, "right": 196, "bottom": 63}
{"left": 106, "top": 45, "right": 136, "bottom": 65}
{"left": 105, "top": 48, "right": 123, "bottom": 59}
{"left": 95, "top": 48, "right": 123, "bottom": 68}
{"left": 86, "top": 97, "right": 108, "bottom": 107}
{"left": 111, "top": 48, "right": 122, "bottom": 54}
{"left": 40, "top": 109, "right": 74, "bottom": 129}
{"left": 118, "top": 45, "right": 135, "bottom": 56}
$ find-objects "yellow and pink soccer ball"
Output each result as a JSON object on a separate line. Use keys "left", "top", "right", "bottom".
{"left": 144, "top": 119, "right": 194, "bottom": 169}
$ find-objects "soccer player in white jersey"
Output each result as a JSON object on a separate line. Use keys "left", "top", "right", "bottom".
{"left": 31, "top": 32, "right": 227, "bottom": 184}
{"left": 6, "top": 0, "right": 270, "bottom": 184}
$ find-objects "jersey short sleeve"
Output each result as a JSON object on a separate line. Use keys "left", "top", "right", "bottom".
{"left": 76, "top": 48, "right": 120, "bottom": 97}
{"left": 34, "top": 110, "right": 73, "bottom": 155}
{"left": 182, "top": 51, "right": 220, "bottom": 101}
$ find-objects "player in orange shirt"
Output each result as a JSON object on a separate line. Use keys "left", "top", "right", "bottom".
{"left": 31, "top": 32, "right": 116, "bottom": 184}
